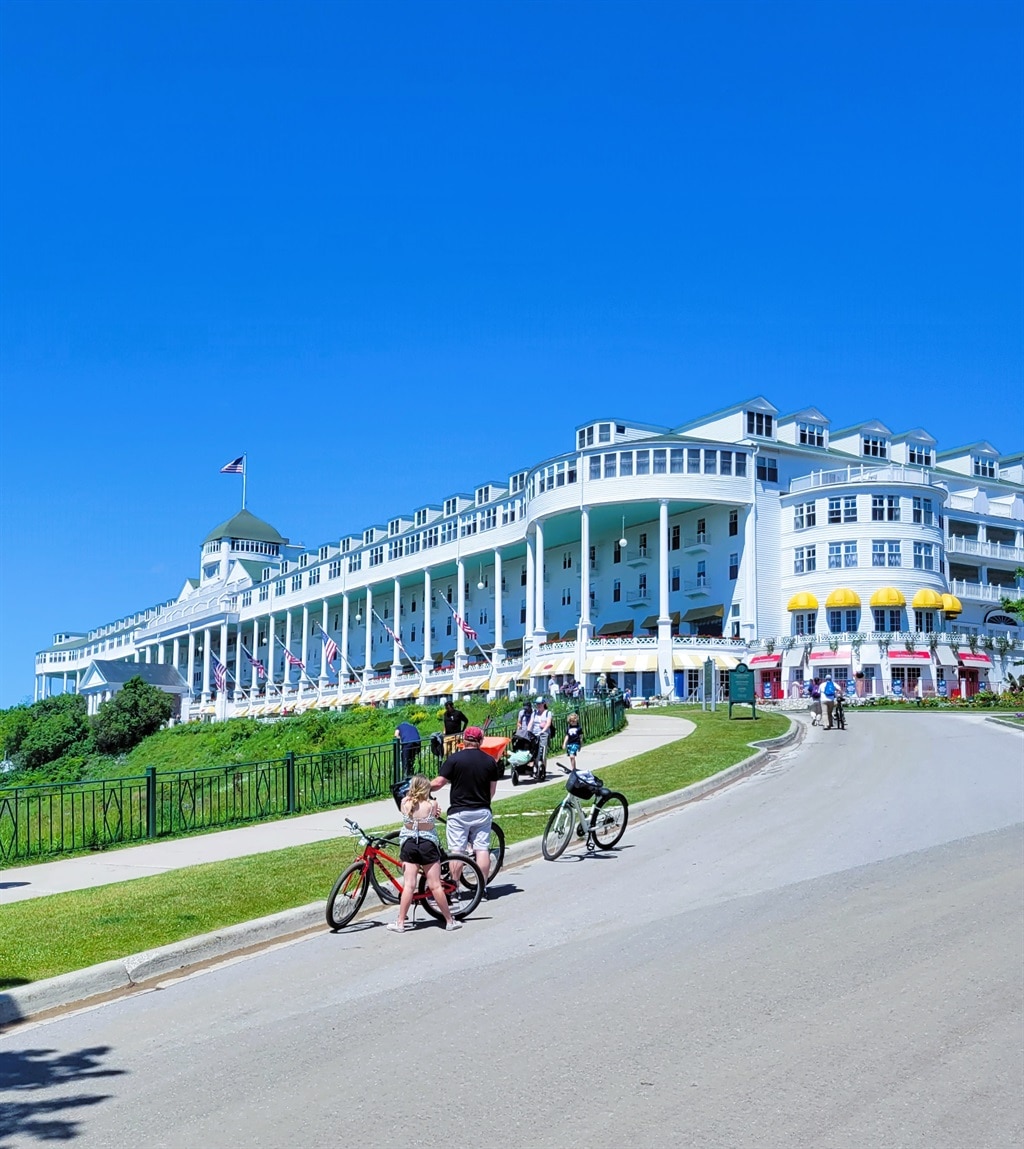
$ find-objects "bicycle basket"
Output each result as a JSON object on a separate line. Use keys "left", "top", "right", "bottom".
{"left": 390, "top": 778, "right": 412, "bottom": 809}
{"left": 566, "top": 769, "right": 604, "bottom": 799}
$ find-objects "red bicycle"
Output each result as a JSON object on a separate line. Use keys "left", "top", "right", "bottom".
{"left": 326, "top": 817, "right": 485, "bottom": 930}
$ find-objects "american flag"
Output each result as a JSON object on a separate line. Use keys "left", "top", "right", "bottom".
{"left": 315, "top": 622, "right": 338, "bottom": 666}
{"left": 452, "top": 608, "right": 478, "bottom": 641}
{"left": 381, "top": 619, "right": 400, "bottom": 645}
{"left": 242, "top": 645, "right": 266, "bottom": 679}
{"left": 212, "top": 657, "right": 228, "bottom": 691}
{"left": 283, "top": 647, "right": 304, "bottom": 669}
{"left": 220, "top": 455, "right": 245, "bottom": 474}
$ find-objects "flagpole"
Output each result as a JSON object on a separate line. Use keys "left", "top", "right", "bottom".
{"left": 242, "top": 453, "right": 247, "bottom": 510}
{"left": 433, "top": 592, "right": 496, "bottom": 674}
{"left": 371, "top": 608, "right": 419, "bottom": 674}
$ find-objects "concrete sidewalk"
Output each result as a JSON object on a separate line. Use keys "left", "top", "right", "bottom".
{"left": 0, "top": 712, "right": 694, "bottom": 905}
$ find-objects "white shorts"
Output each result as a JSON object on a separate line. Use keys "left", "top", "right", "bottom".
{"left": 446, "top": 808, "right": 493, "bottom": 854}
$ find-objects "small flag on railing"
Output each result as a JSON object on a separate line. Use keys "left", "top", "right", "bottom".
{"left": 242, "top": 645, "right": 266, "bottom": 679}
{"left": 220, "top": 455, "right": 245, "bottom": 474}
{"left": 314, "top": 622, "right": 339, "bottom": 666}
{"left": 212, "top": 657, "right": 228, "bottom": 691}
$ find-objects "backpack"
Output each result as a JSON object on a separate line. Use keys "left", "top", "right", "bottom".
{"left": 823, "top": 680, "right": 836, "bottom": 699}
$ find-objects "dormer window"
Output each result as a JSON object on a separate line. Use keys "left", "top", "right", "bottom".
{"left": 318, "top": 545, "right": 329, "bottom": 561}
{"left": 415, "top": 509, "right": 428, "bottom": 527}
{"left": 908, "top": 445, "right": 932, "bottom": 466}
{"left": 973, "top": 456, "right": 996, "bottom": 478}
{"left": 363, "top": 528, "right": 375, "bottom": 545}
{"left": 476, "top": 486, "right": 490, "bottom": 506}
{"left": 299, "top": 554, "right": 309, "bottom": 568}
{"left": 577, "top": 427, "right": 596, "bottom": 449}
{"left": 862, "top": 436, "right": 888, "bottom": 459}
{"left": 798, "top": 421, "right": 825, "bottom": 447}
{"left": 444, "top": 497, "right": 458, "bottom": 517}
{"left": 746, "top": 411, "right": 774, "bottom": 438}
{"left": 388, "top": 519, "right": 400, "bottom": 536}
{"left": 598, "top": 423, "right": 612, "bottom": 443}
{"left": 341, "top": 538, "right": 350, "bottom": 554}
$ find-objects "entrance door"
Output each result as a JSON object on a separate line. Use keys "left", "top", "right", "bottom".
{"left": 959, "top": 669, "right": 979, "bottom": 698}
{"left": 759, "top": 670, "right": 781, "bottom": 700}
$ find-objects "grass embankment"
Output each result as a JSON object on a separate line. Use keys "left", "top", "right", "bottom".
{"left": 1, "top": 708, "right": 788, "bottom": 986}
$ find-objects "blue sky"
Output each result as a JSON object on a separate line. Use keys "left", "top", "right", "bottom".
{"left": 1, "top": 0, "right": 1021, "bottom": 707}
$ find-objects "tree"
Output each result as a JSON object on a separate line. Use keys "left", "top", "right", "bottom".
{"left": 92, "top": 677, "right": 175, "bottom": 755}
{"left": 999, "top": 567, "right": 1024, "bottom": 624}
{"left": 12, "top": 694, "right": 92, "bottom": 771}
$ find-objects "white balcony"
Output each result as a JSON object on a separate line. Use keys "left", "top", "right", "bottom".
{"left": 949, "top": 579, "right": 1023, "bottom": 603}
{"left": 683, "top": 578, "right": 711, "bottom": 597}
{"left": 625, "top": 589, "right": 651, "bottom": 606}
{"left": 789, "top": 464, "right": 936, "bottom": 493}
{"left": 684, "top": 533, "right": 711, "bottom": 552}
{"left": 625, "top": 547, "right": 651, "bottom": 567}
{"left": 946, "top": 536, "right": 1024, "bottom": 564}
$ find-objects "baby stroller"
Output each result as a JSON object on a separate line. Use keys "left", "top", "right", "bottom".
{"left": 509, "top": 731, "right": 545, "bottom": 786}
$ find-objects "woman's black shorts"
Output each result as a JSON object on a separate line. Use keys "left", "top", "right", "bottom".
{"left": 400, "top": 837, "right": 441, "bottom": 866}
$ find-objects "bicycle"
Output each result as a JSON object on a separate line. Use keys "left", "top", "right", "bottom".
{"left": 371, "top": 816, "right": 505, "bottom": 905}
{"left": 541, "top": 766, "right": 629, "bottom": 860}
{"left": 326, "top": 817, "right": 485, "bottom": 930}
{"left": 834, "top": 694, "right": 847, "bottom": 731}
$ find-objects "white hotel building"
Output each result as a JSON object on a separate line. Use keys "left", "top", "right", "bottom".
{"left": 35, "top": 398, "right": 1024, "bottom": 716}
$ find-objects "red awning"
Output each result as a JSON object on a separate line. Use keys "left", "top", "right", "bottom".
{"left": 809, "top": 647, "right": 852, "bottom": 664}
{"left": 958, "top": 652, "right": 992, "bottom": 668}
{"left": 887, "top": 649, "right": 932, "bottom": 662}
{"left": 748, "top": 654, "right": 781, "bottom": 668}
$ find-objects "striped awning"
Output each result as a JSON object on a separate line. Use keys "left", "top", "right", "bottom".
{"left": 491, "top": 672, "right": 515, "bottom": 690}
{"left": 391, "top": 684, "right": 419, "bottom": 699}
{"left": 421, "top": 680, "right": 454, "bottom": 696}
{"left": 531, "top": 655, "right": 575, "bottom": 676}
{"left": 585, "top": 652, "right": 659, "bottom": 673}
{"left": 748, "top": 654, "right": 781, "bottom": 668}
{"left": 672, "top": 651, "right": 704, "bottom": 669}
{"left": 712, "top": 654, "right": 740, "bottom": 670}
{"left": 457, "top": 676, "right": 490, "bottom": 692}
{"left": 362, "top": 687, "right": 389, "bottom": 703}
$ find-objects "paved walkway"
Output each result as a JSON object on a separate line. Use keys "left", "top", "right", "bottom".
{"left": 0, "top": 713, "right": 694, "bottom": 905}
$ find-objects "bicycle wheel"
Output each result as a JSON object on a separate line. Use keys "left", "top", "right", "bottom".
{"left": 325, "top": 861, "right": 368, "bottom": 929}
{"left": 542, "top": 800, "right": 575, "bottom": 860}
{"left": 459, "top": 821, "right": 506, "bottom": 891}
{"left": 369, "top": 840, "right": 404, "bottom": 905}
{"left": 590, "top": 791, "right": 628, "bottom": 850}
{"left": 421, "top": 855, "right": 484, "bottom": 920}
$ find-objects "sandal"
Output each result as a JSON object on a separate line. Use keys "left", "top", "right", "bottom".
{"left": 386, "top": 922, "right": 408, "bottom": 933}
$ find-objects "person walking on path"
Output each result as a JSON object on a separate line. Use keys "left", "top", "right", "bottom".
{"left": 562, "top": 712, "right": 583, "bottom": 770}
{"left": 394, "top": 720, "right": 421, "bottom": 775}
{"left": 388, "top": 774, "right": 460, "bottom": 933}
{"left": 430, "top": 726, "right": 500, "bottom": 888}
{"left": 809, "top": 678, "right": 822, "bottom": 726}
{"left": 822, "top": 676, "right": 837, "bottom": 729}
{"left": 530, "top": 697, "right": 553, "bottom": 769}
{"left": 442, "top": 699, "right": 468, "bottom": 756}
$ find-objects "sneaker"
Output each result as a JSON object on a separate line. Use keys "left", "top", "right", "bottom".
{"left": 445, "top": 920, "right": 463, "bottom": 931}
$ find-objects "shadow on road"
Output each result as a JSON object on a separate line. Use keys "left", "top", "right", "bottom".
{"left": 0, "top": 1044, "right": 126, "bottom": 1147}
{"left": 0, "top": 883, "right": 29, "bottom": 890}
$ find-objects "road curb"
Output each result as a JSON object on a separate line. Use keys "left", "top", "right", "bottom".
{"left": 1, "top": 718, "right": 800, "bottom": 1028}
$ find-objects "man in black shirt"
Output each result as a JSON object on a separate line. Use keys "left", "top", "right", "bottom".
{"left": 431, "top": 726, "right": 499, "bottom": 886}
{"left": 442, "top": 699, "right": 469, "bottom": 756}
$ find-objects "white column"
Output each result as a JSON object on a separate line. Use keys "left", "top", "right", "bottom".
{"left": 341, "top": 594, "right": 351, "bottom": 682}
{"left": 301, "top": 604, "right": 310, "bottom": 687}
{"left": 267, "top": 614, "right": 276, "bottom": 687}
{"left": 392, "top": 579, "right": 402, "bottom": 667}
{"left": 423, "top": 570, "right": 432, "bottom": 670}
{"left": 493, "top": 551, "right": 504, "bottom": 654}
{"left": 220, "top": 622, "right": 229, "bottom": 697}
{"left": 456, "top": 560, "right": 467, "bottom": 665}
{"left": 187, "top": 631, "right": 196, "bottom": 696}
{"left": 172, "top": 637, "right": 180, "bottom": 676}
{"left": 580, "top": 507, "right": 592, "bottom": 634}
{"left": 134, "top": 649, "right": 140, "bottom": 663}
{"left": 34, "top": 675, "right": 39, "bottom": 702}
{"left": 657, "top": 500, "right": 673, "bottom": 698}
{"left": 525, "top": 534, "right": 535, "bottom": 648}
{"left": 284, "top": 610, "right": 294, "bottom": 690}
{"left": 202, "top": 627, "right": 212, "bottom": 699}
{"left": 145, "top": 645, "right": 152, "bottom": 664}
{"left": 75, "top": 669, "right": 81, "bottom": 693}
{"left": 234, "top": 625, "right": 243, "bottom": 694}
{"left": 320, "top": 599, "right": 330, "bottom": 685}
{"left": 534, "top": 520, "right": 546, "bottom": 638}
{"left": 63, "top": 671, "right": 68, "bottom": 693}
{"left": 363, "top": 586, "right": 373, "bottom": 687}
{"left": 250, "top": 620, "right": 259, "bottom": 689}
{"left": 157, "top": 643, "right": 165, "bottom": 665}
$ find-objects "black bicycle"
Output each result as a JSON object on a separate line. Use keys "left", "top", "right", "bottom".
{"left": 834, "top": 694, "right": 847, "bottom": 731}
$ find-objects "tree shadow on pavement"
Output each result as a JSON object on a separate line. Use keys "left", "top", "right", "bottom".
{"left": 0, "top": 1044, "right": 126, "bottom": 1147}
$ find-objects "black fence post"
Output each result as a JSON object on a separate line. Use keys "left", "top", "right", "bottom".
{"left": 145, "top": 767, "right": 157, "bottom": 839}
{"left": 285, "top": 752, "right": 296, "bottom": 814}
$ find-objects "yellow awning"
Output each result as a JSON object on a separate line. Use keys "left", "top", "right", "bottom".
{"left": 491, "top": 672, "right": 514, "bottom": 689}
{"left": 787, "top": 592, "right": 819, "bottom": 611}
{"left": 712, "top": 654, "right": 740, "bottom": 670}
{"left": 941, "top": 593, "right": 963, "bottom": 616}
{"left": 457, "top": 676, "right": 490, "bottom": 692}
{"left": 672, "top": 651, "right": 704, "bottom": 669}
{"left": 420, "top": 680, "right": 451, "bottom": 697}
{"left": 585, "top": 652, "right": 659, "bottom": 674}
{"left": 531, "top": 655, "right": 575, "bottom": 676}
{"left": 870, "top": 587, "right": 906, "bottom": 608}
{"left": 825, "top": 588, "right": 861, "bottom": 609}
{"left": 911, "top": 588, "right": 944, "bottom": 610}
{"left": 362, "top": 688, "right": 389, "bottom": 703}
{"left": 391, "top": 684, "right": 419, "bottom": 699}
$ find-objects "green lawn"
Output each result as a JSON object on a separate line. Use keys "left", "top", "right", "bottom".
{"left": 1, "top": 708, "right": 788, "bottom": 986}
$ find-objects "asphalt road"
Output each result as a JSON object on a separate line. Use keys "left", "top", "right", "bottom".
{"left": 2, "top": 713, "right": 1022, "bottom": 1149}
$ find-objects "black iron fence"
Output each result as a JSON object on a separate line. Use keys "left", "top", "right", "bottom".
{"left": 0, "top": 700, "right": 625, "bottom": 863}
